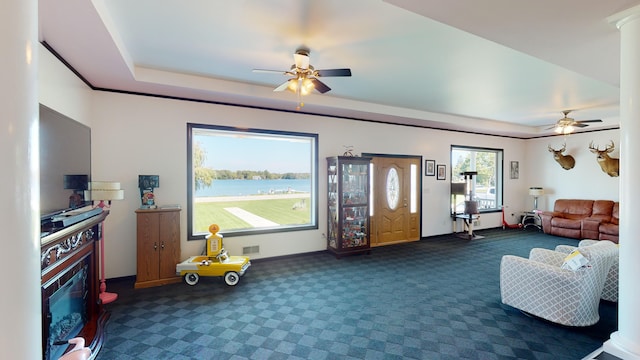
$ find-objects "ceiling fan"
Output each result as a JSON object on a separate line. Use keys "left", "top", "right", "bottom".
{"left": 253, "top": 47, "right": 352, "bottom": 109}
{"left": 545, "top": 110, "right": 602, "bottom": 134}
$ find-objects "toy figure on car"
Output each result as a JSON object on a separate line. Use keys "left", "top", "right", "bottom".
{"left": 176, "top": 224, "right": 251, "bottom": 286}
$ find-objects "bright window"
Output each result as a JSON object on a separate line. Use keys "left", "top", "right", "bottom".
{"left": 451, "top": 146, "right": 503, "bottom": 212}
{"left": 369, "top": 163, "right": 375, "bottom": 216}
{"left": 187, "top": 124, "right": 318, "bottom": 239}
{"left": 410, "top": 164, "right": 417, "bottom": 213}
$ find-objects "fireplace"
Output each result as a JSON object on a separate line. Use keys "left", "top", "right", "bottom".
{"left": 42, "top": 255, "right": 90, "bottom": 360}
{"left": 40, "top": 210, "right": 109, "bottom": 359}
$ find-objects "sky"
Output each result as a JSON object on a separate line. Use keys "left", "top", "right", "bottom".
{"left": 194, "top": 130, "right": 313, "bottom": 173}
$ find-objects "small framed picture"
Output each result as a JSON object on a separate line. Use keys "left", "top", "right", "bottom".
{"left": 437, "top": 164, "right": 446, "bottom": 180}
{"left": 510, "top": 161, "right": 519, "bottom": 179}
{"left": 425, "top": 160, "right": 436, "bottom": 176}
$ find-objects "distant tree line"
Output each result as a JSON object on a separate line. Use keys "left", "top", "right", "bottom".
{"left": 193, "top": 141, "right": 309, "bottom": 190}
{"left": 213, "top": 169, "right": 310, "bottom": 180}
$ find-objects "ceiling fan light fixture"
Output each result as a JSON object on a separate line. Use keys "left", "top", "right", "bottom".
{"left": 555, "top": 125, "right": 574, "bottom": 134}
{"left": 286, "top": 77, "right": 315, "bottom": 95}
{"left": 301, "top": 78, "right": 314, "bottom": 95}
{"left": 286, "top": 79, "right": 297, "bottom": 93}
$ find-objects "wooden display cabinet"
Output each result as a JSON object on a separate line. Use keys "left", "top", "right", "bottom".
{"left": 134, "top": 208, "right": 182, "bottom": 288}
{"left": 327, "top": 156, "right": 372, "bottom": 258}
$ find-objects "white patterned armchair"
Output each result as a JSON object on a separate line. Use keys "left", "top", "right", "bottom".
{"left": 500, "top": 240, "right": 618, "bottom": 326}
{"left": 555, "top": 240, "right": 619, "bottom": 302}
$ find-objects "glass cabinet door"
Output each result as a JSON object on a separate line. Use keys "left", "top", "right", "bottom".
{"left": 327, "top": 156, "right": 371, "bottom": 257}
{"left": 327, "top": 159, "right": 338, "bottom": 249}
{"left": 340, "top": 162, "right": 368, "bottom": 248}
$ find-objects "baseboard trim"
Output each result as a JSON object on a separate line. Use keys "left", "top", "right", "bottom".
{"left": 582, "top": 347, "right": 624, "bottom": 360}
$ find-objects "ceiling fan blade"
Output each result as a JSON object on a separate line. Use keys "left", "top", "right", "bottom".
{"left": 253, "top": 68, "right": 288, "bottom": 74}
{"left": 273, "top": 79, "right": 293, "bottom": 92}
{"left": 576, "top": 119, "right": 603, "bottom": 124}
{"left": 544, "top": 125, "right": 557, "bottom": 130}
{"left": 254, "top": 69, "right": 297, "bottom": 78}
{"left": 316, "top": 68, "right": 351, "bottom": 77}
{"left": 294, "top": 53, "right": 310, "bottom": 69}
{"left": 574, "top": 123, "right": 590, "bottom": 128}
{"left": 311, "top": 78, "right": 331, "bottom": 93}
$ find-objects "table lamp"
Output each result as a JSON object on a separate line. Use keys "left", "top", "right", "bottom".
{"left": 529, "top": 187, "right": 544, "bottom": 211}
{"left": 84, "top": 181, "right": 124, "bottom": 304}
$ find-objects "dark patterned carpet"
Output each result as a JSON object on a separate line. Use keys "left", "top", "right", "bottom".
{"left": 96, "top": 228, "right": 617, "bottom": 359}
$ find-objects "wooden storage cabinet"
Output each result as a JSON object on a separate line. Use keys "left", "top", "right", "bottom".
{"left": 327, "top": 156, "right": 372, "bottom": 258}
{"left": 135, "top": 208, "right": 182, "bottom": 288}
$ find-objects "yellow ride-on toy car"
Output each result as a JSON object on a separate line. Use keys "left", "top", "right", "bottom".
{"left": 176, "top": 224, "right": 251, "bottom": 286}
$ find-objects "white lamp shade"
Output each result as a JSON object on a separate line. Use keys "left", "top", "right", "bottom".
{"left": 529, "top": 187, "right": 544, "bottom": 196}
{"left": 84, "top": 181, "right": 124, "bottom": 201}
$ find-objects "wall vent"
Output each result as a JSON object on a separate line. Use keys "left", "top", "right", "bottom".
{"left": 243, "top": 245, "right": 260, "bottom": 255}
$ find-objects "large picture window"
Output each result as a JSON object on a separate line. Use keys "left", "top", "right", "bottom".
{"left": 451, "top": 145, "right": 503, "bottom": 213}
{"left": 187, "top": 124, "right": 318, "bottom": 239}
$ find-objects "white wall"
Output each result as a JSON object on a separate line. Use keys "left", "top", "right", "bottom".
{"left": 525, "top": 129, "right": 620, "bottom": 211}
{"left": 38, "top": 44, "right": 93, "bottom": 126}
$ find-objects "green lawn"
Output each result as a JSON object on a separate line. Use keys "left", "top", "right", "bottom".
{"left": 194, "top": 197, "right": 311, "bottom": 233}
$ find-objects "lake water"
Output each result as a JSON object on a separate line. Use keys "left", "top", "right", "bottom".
{"left": 195, "top": 179, "right": 311, "bottom": 197}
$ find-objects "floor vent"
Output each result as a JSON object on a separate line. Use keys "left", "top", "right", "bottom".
{"left": 243, "top": 245, "right": 260, "bottom": 255}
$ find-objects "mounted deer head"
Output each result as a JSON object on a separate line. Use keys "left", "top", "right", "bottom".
{"left": 548, "top": 143, "right": 575, "bottom": 170}
{"left": 589, "top": 140, "right": 619, "bottom": 177}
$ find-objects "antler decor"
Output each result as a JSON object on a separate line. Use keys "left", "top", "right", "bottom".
{"left": 548, "top": 143, "right": 575, "bottom": 170}
{"left": 589, "top": 141, "right": 619, "bottom": 177}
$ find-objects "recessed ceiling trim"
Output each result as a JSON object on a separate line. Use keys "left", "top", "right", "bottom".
{"left": 92, "top": 0, "right": 135, "bottom": 76}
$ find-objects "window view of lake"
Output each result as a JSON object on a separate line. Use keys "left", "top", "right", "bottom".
{"left": 195, "top": 179, "right": 311, "bottom": 198}
{"left": 189, "top": 125, "right": 317, "bottom": 236}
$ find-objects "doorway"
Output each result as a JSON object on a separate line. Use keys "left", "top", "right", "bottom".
{"left": 366, "top": 155, "right": 421, "bottom": 247}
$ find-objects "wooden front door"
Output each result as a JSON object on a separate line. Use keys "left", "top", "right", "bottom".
{"left": 370, "top": 156, "right": 420, "bottom": 247}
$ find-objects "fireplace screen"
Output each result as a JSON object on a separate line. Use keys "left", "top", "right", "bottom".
{"left": 43, "top": 256, "right": 89, "bottom": 360}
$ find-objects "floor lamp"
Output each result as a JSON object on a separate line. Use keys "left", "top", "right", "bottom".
{"left": 85, "top": 181, "right": 124, "bottom": 305}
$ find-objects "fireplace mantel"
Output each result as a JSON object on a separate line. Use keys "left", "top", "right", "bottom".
{"left": 41, "top": 210, "right": 109, "bottom": 360}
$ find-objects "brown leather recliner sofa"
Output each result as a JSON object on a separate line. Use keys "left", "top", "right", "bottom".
{"left": 540, "top": 199, "right": 619, "bottom": 243}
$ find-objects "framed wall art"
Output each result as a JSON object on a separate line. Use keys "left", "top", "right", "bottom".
{"left": 425, "top": 160, "right": 436, "bottom": 176}
{"left": 437, "top": 164, "right": 446, "bottom": 180}
{"left": 510, "top": 161, "right": 519, "bottom": 179}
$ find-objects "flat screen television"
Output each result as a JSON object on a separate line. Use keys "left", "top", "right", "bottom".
{"left": 39, "top": 104, "right": 92, "bottom": 224}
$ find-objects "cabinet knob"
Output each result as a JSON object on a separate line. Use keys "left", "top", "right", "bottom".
{"left": 153, "top": 242, "right": 157, "bottom": 250}
{"left": 161, "top": 242, "right": 165, "bottom": 249}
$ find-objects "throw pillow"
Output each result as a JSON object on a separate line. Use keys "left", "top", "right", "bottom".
{"left": 561, "top": 249, "right": 589, "bottom": 271}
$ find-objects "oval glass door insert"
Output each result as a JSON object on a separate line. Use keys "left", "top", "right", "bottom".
{"left": 386, "top": 167, "right": 400, "bottom": 210}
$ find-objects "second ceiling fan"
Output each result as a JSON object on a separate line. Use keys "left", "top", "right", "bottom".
{"left": 253, "top": 47, "right": 351, "bottom": 109}
{"left": 545, "top": 110, "right": 602, "bottom": 134}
